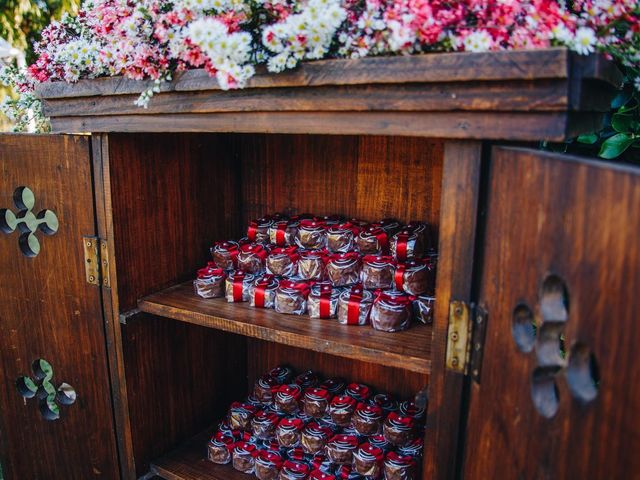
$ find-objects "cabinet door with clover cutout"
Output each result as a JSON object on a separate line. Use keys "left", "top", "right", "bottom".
{"left": 0, "top": 135, "right": 119, "bottom": 479}
{"left": 461, "top": 147, "right": 640, "bottom": 480}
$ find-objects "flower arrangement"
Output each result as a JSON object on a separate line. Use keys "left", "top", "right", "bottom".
{"left": 1, "top": 0, "right": 639, "bottom": 150}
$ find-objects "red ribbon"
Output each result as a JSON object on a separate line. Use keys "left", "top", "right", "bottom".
{"left": 254, "top": 274, "right": 276, "bottom": 308}
{"left": 248, "top": 222, "right": 259, "bottom": 241}
{"left": 347, "top": 286, "right": 364, "bottom": 325}
{"left": 197, "top": 266, "right": 225, "bottom": 279}
{"left": 280, "top": 280, "right": 311, "bottom": 298}
{"left": 395, "top": 233, "right": 409, "bottom": 262}
{"left": 276, "top": 222, "right": 287, "bottom": 246}
{"left": 233, "top": 272, "right": 245, "bottom": 302}
{"left": 241, "top": 243, "right": 269, "bottom": 260}
{"left": 394, "top": 264, "right": 405, "bottom": 291}
{"left": 319, "top": 284, "right": 333, "bottom": 319}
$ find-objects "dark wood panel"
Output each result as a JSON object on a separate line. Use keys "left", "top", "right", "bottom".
{"left": 139, "top": 282, "right": 432, "bottom": 375}
{"left": 463, "top": 148, "right": 640, "bottom": 479}
{"left": 0, "top": 134, "right": 119, "bottom": 479}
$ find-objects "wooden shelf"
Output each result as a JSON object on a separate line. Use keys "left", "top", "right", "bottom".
{"left": 138, "top": 282, "right": 432, "bottom": 374}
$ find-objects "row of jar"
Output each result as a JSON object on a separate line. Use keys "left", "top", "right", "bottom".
{"left": 194, "top": 270, "right": 434, "bottom": 332}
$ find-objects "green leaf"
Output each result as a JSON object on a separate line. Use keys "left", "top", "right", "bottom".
{"left": 599, "top": 133, "right": 635, "bottom": 159}
{"left": 577, "top": 133, "right": 598, "bottom": 144}
{"left": 612, "top": 113, "right": 633, "bottom": 133}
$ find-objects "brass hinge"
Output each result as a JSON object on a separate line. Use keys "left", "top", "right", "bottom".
{"left": 82, "top": 236, "right": 111, "bottom": 288}
{"left": 445, "top": 301, "right": 488, "bottom": 383}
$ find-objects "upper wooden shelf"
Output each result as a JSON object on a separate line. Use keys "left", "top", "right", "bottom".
{"left": 138, "top": 282, "right": 432, "bottom": 374}
{"left": 39, "top": 48, "right": 621, "bottom": 141}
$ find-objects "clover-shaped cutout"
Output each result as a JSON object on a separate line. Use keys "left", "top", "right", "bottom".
{"left": 0, "top": 186, "right": 58, "bottom": 257}
{"left": 16, "top": 359, "right": 76, "bottom": 421}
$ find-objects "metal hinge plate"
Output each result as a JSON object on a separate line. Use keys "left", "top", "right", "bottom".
{"left": 82, "top": 236, "right": 110, "bottom": 287}
{"left": 445, "top": 300, "right": 488, "bottom": 382}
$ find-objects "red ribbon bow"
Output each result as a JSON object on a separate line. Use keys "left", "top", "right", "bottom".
{"left": 232, "top": 271, "right": 246, "bottom": 302}
{"left": 395, "top": 232, "right": 410, "bottom": 262}
{"left": 254, "top": 274, "right": 276, "bottom": 308}
{"left": 347, "top": 285, "right": 366, "bottom": 325}
{"left": 318, "top": 283, "right": 333, "bottom": 319}
{"left": 280, "top": 280, "right": 311, "bottom": 298}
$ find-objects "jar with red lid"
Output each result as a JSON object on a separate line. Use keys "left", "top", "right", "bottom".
{"left": 301, "top": 422, "right": 333, "bottom": 455}
{"left": 307, "top": 283, "right": 342, "bottom": 319}
{"left": 248, "top": 216, "right": 275, "bottom": 243}
{"left": 361, "top": 255, "right": 395, "bottom": 290}
{"left": 275, "top": 280, "right": 311, "bottom": 315}
{"left": 194, "top": 264, "right": 226, "bottom": 298}
{"left": 225, "top": 270, "right": 256, "bottom": 302}
{"left": 326, "top": 252, "right": 361, "bottom": 287}
{"left": 276, "top": 417, "right": 305, "bottom": 448}
{"left": 207, "top": 432, "right": 235, "bottom": 464}
{"left": 325, "top": 434, "right": 358, "bottom": 465}
{"left": 413, "top": 295, "right": 435, "bottom": 324}
{"left": 298, "top": 250, "right": 329, "bottom": 281}
{"left": 368, "top": 433, "right": 392, "bottom": 452}
{"left": 295, "top": 370, "right": 320, "bottom": 390}
{"left": 274, "top": 384, "right": 303, "bottom": 414}
{"left": 352, "top": 403, "right": 383, "bottom": 436}
{"left": 337, "top": 286, "right": 374, "bottom": 326}
{"left": 394, "top": 259, "right": 434, "bottom": 296}
{"left": 398, "top": 437, "right": 423, "bottom": 458}
{"left": 309, "top": 469, "right": 336, "bottom": 480}
{"left": 352, "top": 442, "right": 384, "bottom": 477}
{"left": 344, "top": 383, "right": 371, "bottom": 403}
{"left": 370, "top": 291, "right": 414, "bottom": 332}
{"left": 267, "top": 246, "right": 300, "bottom": 277}
{"left": 383, "top": 452, "right": 417, "bottom": 480}
{"left": 228, "top": 401, "right": 258, "bottom": 430}
{"left": 279, "top": 459, "right": 310, "bottom": 480}
{"left": 390, "top": 230, "right": 423, "bottom": 262}
{"left": 250, "top": 274, "right": 280, "bottom": 308}
{"left": 398, "top": 401, "right": 426, "bottom": 423}
{"left": 296, "top": 219, "right": 327, "bottom": 250}
{"left": 303, "top": 387, "right": 332, "bottom": 418}
{"left": 210, "top": 240, "right": 240, "bottom": 270}
{"left": 370, "top": 393, "right": 398, "bottom": 414}
{"left": 378, "top": 218, "right": 402, "bottom": 236}
{"left": 328, "top": 395, "right": 358, "bottom": 426}
{"left": 383, "top": 412, "right": 416, "bottom": 447}
{"left": 355, "top": 226, "right": 389, "bottom": 255}
{"left": 320, "top": 377, "right": 346, "bottom": 396}
{"left": 326, "top": 222, "right": 361, "bottom": 253}
{"left": 269, "top": 365, "right": 294, "bottom": 384}
{"left": 254, "top": 374, "right": 279, "bottom": 404}
{"left": 255, "top": 450, "right": 284, "bottom": 480}
{"left": 237, "top": 243, "right": 270, "bottom": 274}
{"left": 232, "top": 441, "right": 258, "bottom": 473}
{"left": 251, "top": 410, "right": 281, "bottom": 439}
{"left": 269, "top": 220, "right": 300, "bottom": 247}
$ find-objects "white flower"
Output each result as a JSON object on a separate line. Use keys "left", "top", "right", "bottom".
{"left": 463, "top": 31, "right": 493, "bottom": 52}
{"left": 573, "top": 27, "right": 597, "bottom": 55}
{"left": 551, "top": 23, "right": 574, "bottom": 45}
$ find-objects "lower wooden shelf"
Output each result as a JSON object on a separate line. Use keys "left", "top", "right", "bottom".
{"left": 138, "top": 282, "right": 432, "bottom": 374}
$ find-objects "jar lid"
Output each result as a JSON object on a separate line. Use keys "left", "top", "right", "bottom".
{"left": 253, "top": 274, "right": 280, "bottom": 290}
{"left": 339, "top": 286, "right": 374, "bottom": 303}
{"left": 303, "top": 422, "right": 333, "bottom": 439}
{"left": 328, "top": 252, "right": 360, "bottom": 266}
{"left": 378, "top": 218, "right": 401, "bottom": 233}
{"left": 345, "top": 383, "right": 371, "bottom": 401}
{"left": 328, "top": 434, "right": 358, "bottom": 450}
{"left": 405, "top": 221, "right": 427, "bottom": 233}
{"left": 240, "top": 242, "right": 269, "bottom": 255}
{"left": 255, "top": 449, "right": 283, "bottom": 468}
{"left": 385, "top": 411, "right": 415, "bottom": 431}
{"left": 384, "top": 451, "right": 416, "bottom": 467}
{"left": 327, "top": 221, "right": 361, "bottom": 234}
{"left": 362, "top": 255, "right": 395, "bottom": 267}
{"left": 368, "top": 434, "right": 390, "bottom": 450}
{"left": 374, "top": 290, "right": 414, "bottom": 310}
{"left": 278, "top": 416, "right": 305, "bottom": 431}
{"left": 294, "top": 370, "right": 320, "bottom": 389}
{"left": 269, "top": 246, "right": 299, "bottom": 258}
{"left": 278, "top": 280, "right": 311, "bottom": 296}
{"left": 268, "top": 366, "right": 294, "bottom": 384}
{"left": 399, "top": 400, "right": 426, "bottom": 420}
{"left": 276, "top": 384, "right": 303, "bottom": 401}
{"left": 210, "top": 432, "right": 234, "bottom": 449}
{"left": 249, "top": 216, "right": 274, "bottom": 228}
{"left": 197, "top": 266, "right": 225, "bottom": 279}
{"left": 330, "top": 395, "right": 357, "bottom": 409}
{"left": 230, "top": 401, "right": 258, "bottom": 414}
{"left": 398, "top": 436, "right": 424, "bottom": 457}
{"left": 320, "top": 377, "right": 346, "bottom": 395}
{"left": 299, "top": 219, "right": 326, "bottom": 231}
{"left": 371, "top": 393, "right": 398, "bottom": 412}
{"left": 271, "top": 219, "right": 300, "bottom": 229}
{"left": 212, "top": 240, "right": 239, "bottom": 252}
{"left": 309, "top": 282, "right": 341, "bottom": 300}
{"left": 281, "top": 460, "right": 310, "bottom": 477}
{"left": 354, "top": 443, "right": 384, "bottom": 462}
{"left": 355, "top": 402, "right": 383, "bottom": 420}
{"left": 234, "top": 441, "right": 257, "bottom": 455}
{"left": 304, "top": 387, "right": 331, "bottom": 402}
{"left": 253, "top": 410, "right": 280, "bottom": 426}
{"left": 300, "top": 249, "right": 330, "bottom": 259}
{"left": 227, "top": 270, "right": 256, "bottom": 283}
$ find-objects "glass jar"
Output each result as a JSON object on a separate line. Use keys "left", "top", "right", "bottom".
{"left": 326, "top": 252, "right": 361, "bottom": 287}
{"left": 269, "top": 220, "right": 299, "bottom": 247}
{"left": 378, "top": 218, "right": 402, "bottom": 237}
{"left": 413, "top": 295, "right": 435, "bottom": 324}
{"left": 325, "top": 434, "right": 358, "bottom": 465}
{"left": 279, "top": 460, "right": 310, "bottom": 480}
{"left": 344, "top": 383, "right": 371, "bottom": 403}
{"left": 301, "top": 422, "right": 333, "bottom": 455}
{"left": 251, "top": 410, "right": 281, "bottom": 439}
{"left": 394, "top": 259, "right": 434, "bottom": 296}
{"left": 274, "top": 280, "right": 311, "bottom": 315}
{"left": 276, "top": 417, "right": 305, "bottom": 448}
{"left": 295, "top": 370, "right": 320, "bottom": 390}
{"left": 248, "top": 216, "right": 275, "bottom": 243}
{"left": 296, "top": 219, "right": 327, "bottom": 250}
{"left": 352, "top": 443, "right": 384, "bottom": 477}
{"left": 326, "top": 222, "right": 361, "bottom": 253}
{"left": 370, "top": 393, "right": 398, "bottom": 414}
{"left": 194, "top": 264, "right": 226, "bottom": 298}
{"left": 249, "top": 274, "right": 280, "bottom": 308}
{"left": 298, "top": 249, "right": 329, "bottom": 281}
{"left": 254, "top": 374, "right": 279, "bottom": 404}
{"left": 232, "top": 441, "right": 258, "bottom": 474}
{"left": 352, "top": 403, "right": 383, "bottom": 436}
{"left": 390, "top": 230, "right": 423, "bottom": 262}
{"left": 307, "top": 283, "right": 342, "bottom": 319}
{"left": 225, "top": 270, "right": 256, "bottom": 302}
{"left": 207, "top": 432, "right": 234, "bottom": 464}
{"left": 383, "top": 452, "right": 416, "bottom": 480}
{"left": 269, "top": 366, "right": 294, "bottom": 384}
{"left": 303, "top": 387, "right": 332, "bottom": 418}
{"left": 255, "top": 450, "right": 284, "bottom": 480}
{"left": 210, "top": 240, "right": 239, "bottom": 270}
{"left": 399, "top": 401, "right": 426, "bottom": 423}
{"left": 266, "top": 246, "right": 299, "bottom": 277}
{"left": 397, "top": 437, "right": 423, "bottom": 458}
{"left": 237, "top": 243, "right": 270, "bottom": 274}
{"left": 368, "top": 434, "right": 392, "bottom": 453}
{"left": 328, "top": 395, "right": 357, "bottom": 427}
{"left": 355, "top": 226, "right": 389, "bottom": 255}
{"left": 370, "top": 291, "right": 413, "bottom": 332}
{"left": 228, "top": 401, "right": 258, "bottom": 430}
{"left": 274, "top": 384, "right": 303, "bottom": 414}
{"left": 361, "top": 255, "right": 395, "bottom": 290}
{"left": 383, "top": 412, "right": 416, "bottom": 447}
{"left": 320, "top": 377, "right": 346, "bottom": 396}
{"left": 337, "top": 287, "right": 374, "bottom": 326}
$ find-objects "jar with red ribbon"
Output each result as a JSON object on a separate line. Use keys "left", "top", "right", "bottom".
{"left": 326, "top": 434, "right": 359, "bottom": 465}
{"left": 361, "top": 255, "right": 396, "bottom": 290}
{"left": 228, "top": 401, "right": 258, "bottom": 430}
{"left": 309, "top": 469, "right": 336, "bottom": 480}
{"left": 275, "top": 280, "right": 311, "bottom": 315}
{"left": 251, "top": 410, "right": 281, "bottom": 439}
{"left": 307, "top": 282, "right": 342, "bottom": 319}
{"left": 394, "top": 258, "right": 434, "bottom": 296}
{"left": 303, "top": 387, "right": 332, "bottom": 418}
{"left": 232, "top": 441, "right": 258, "bottom": 473}
{"left": 269, "top": 365, "right": 294, "bottom": 384}
{"left": 249, "top": 274, "right": 280, "bottom": 308}
{"left": 225, "top": 270, "right": 256, "bottom": 302}
{"left": 237, "top": 243, "right": 270, "bottom": 274}
{"left": 368, "top": 434, "right": 392, "bottom": 453}
{"left": 383, "top": 452, "right": 417, "bottom": 480}
{"left": 370, "top": 291, "right": 414, "bottom": 332}
{"left": 370, "top": 393, "right": 398, "bottom": 414}
{"left": 383, "top": 412, "right": 416, "bottom": 447}
{"left": 320, "top": 377, "right": 346, "bottom": 396}
{"left": 294, "top": 370, "right": 320, "bottom": 389}
{"left": 326, "top": 222, "right": 361, "bottom": 253}
{"left": 207, "top": 432, "right": 235, "bottom": 464}
{"left": 194, "top": 264, "right": 226, "bottom": 298}
{"left": 378, "top": 218, "right": 402, "bottom": 237}
{"left": 391, "top": 229, "right": 424, "bottom": 262}
{"left": 255, "top": 450, "right": 284, "bottom": 480}
{"left": 298, "top": 249, "right": 329, "bottom": 281}
{"left": 337, "top": 286, "right": 374, "bottom": 326}
{"left": 352, "top": 443, "right": 384, "bottom": 477}
{"left": 254, "top": 374, "right": 279, "bottom": 404}
{"left": 301, "top": 422, "right": 333, "bottom": 455}
{"left": 326, "top": 252, "right": 361, "bottom": 287}
{"left": 398, "top": 437, "right": 424, "bottom": 458}
{"left": 266, "top": 246, "right": 299, "bottom": 277}
{"left": 276, "top": 416, "right": 305, "bottom": 448}
{"left": 279, "top": 459, "right": 311, "bottom": 480}
{"left": 296, "top": 219, "right": 327, "bottom": 250}
{"left": 268, "top": 220, "right": 299, "bottom": 247}
{"left": 355, "top": 226, "right": 389, "bottom": 255}
{"left": 399, "top": 401, "right": 426, "bottom": 423}
{"left": 210, "top": 240, "right": 239, "bottom": 270}
{"left": 328, "top": 395, "right": 358, "bottom": 426}
{"left": 275, "top": 384, "right": 303, "bottom": 414}
{"left": 352, "top": 403, "right": 384, "bottom": 436}
{"left": 248, "top": 216, "right": 275, "bottom": 243}
{"left": 344, "top": 383, "right": 371, "bottom": 402}
{"left": 413, "top": 294, "right": 435, "bottom": 324}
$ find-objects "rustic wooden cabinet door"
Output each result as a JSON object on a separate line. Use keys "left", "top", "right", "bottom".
{"left": 462, "top": 147, "right": 640, "bottom": 479}
{"left": 0, "top": 135, "right": 119, "bottom": 479}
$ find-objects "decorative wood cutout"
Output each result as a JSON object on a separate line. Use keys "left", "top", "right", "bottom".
{"left": 513, "top": 275, "right": 599, "bottom": 418}
{"left": 16, "top": 359, "right": 76, "bottom": 421}
{"left": 0, "top": 186, "right": 58, "bottom": 257}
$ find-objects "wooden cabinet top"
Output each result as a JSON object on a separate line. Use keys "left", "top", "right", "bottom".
{"left": 38, "top": 48, "right": 621, "bottom": 140}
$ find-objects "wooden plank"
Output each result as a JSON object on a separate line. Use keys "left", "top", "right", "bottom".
{"left": 138, "top": 282, "right": 433, "bottom": 374}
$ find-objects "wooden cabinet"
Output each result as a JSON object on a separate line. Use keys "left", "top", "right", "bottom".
{"left": 0, "top": 50, "right": 638, "bottom": 480}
